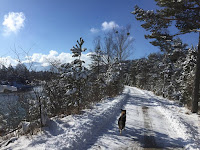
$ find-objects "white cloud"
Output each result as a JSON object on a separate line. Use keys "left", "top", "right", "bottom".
{"left": 24, "top": 50, "right": 92, "bottom": 68}
{"left": 2, "top": 12, "right": 25, "bottom": 36}
{"left": 0, "top": 50, "right": 92, "bottom": 70}
{"left": 0, "top": 56, "right": 18, "bottom": 67}
{"left": 90, "top": 21, "right": 120, "bottom": 33}
{"left": 90, "top": 28, "right": 99, "bottom": 33}
{"left": 102, "top": 21, "right": 119, "bottom": 31}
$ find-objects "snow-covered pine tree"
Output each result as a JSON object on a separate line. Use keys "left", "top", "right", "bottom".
{"left": 2, "top": 97, "right": 23, "bottom": 131}
{"left": 161, "top": 38, "right": 187, "bottom": 98}
{"left": 89, "top": 37, "right": 104, "bottom": 76}
{"left": 17, "top": 90, "right": 49, "bottom": 128}
{"left": 135, "top": 58, "right": 149, "bottom": 89}
{"left": 146, "top": 53, "right": 164, "bottom": 93}
{"left": 129, "top": 60, "right": 137, "bottom": 86}
{"left": 44, "top": 76, "right": 69, "bottom": 115}
{"left": 15, "top": 63, "right": 29, "bottom": 84}
{"left": 89, "top": 37, "right": 107, "bottom": 102}
{"left": 167, "top": 39, "right": 187, "bottom": 100}
{"left": 105, "top": 59, "right": 123, "bottom": 97}
{"left": 133, "top": 1, "right": 200, "bottom": 113}
{"left": 179, "top": 47, "right": 197, "bottom": 107}
{"left": 0, "top": 65, "right": 7, "bottom": 81}
{"left": 61, "top": 38, "right": 88, "bottom": 113}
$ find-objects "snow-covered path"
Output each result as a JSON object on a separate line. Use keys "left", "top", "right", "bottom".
{"left": 88, "top": 87, "right": 199, "bottom": 150}
{"left": 2, "top": 86, "right": 200, "bottom": 150}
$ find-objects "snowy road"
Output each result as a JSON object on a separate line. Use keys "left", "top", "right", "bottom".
{"left": 2, "top": 86, "right": 200, "bottom": 150}
{"left": 88, "top": 87, "right": 196, "bottom": 150}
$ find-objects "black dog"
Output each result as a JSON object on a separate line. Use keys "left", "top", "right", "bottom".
{"left": 118, "top": 109, "right": 126, "bottom": 135}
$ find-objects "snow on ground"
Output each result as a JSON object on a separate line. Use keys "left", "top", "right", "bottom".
{"left": 1, "top": 86, "right": 200, "bottom": 150}
{"left": 0, "top": 85, "right": 17, "bottom": 93}
{"left": 88, "top": 87, "right": 200, "bottom": 150}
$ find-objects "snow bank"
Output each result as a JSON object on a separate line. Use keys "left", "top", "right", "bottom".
{"left": 2, "top": 86, "right": 199, "bottom": 150}
{"left": 46, "top": 87, "right": 130, "bottom": 150}
{"left": 156, "top": 104, "right": 200, "bottom": 150}
{"left": 144, "top": 90, "right": 200, "bottom": 150}
{"left": 3, "top": 87, "right": 130, "bottom": 150}
{"left": 0, "top": 85, "right": 17, "bottom": 93}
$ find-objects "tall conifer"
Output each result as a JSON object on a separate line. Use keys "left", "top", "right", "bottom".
{"left": 133, "top": 0, "right": 200, "bottom": 113}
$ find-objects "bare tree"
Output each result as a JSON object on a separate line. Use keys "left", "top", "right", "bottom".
{"left": 113, "top": 25, "right": 134, "bottom": 62}
{"left": 103, "top": 32, "right": 115, "bottom": 66}
{"left": 100, "top": 25, "right": 134, "bottom": 65}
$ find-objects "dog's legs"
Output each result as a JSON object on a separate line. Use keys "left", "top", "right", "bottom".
{"left": 120, "top": 129, "right": 122, "bottom": 135}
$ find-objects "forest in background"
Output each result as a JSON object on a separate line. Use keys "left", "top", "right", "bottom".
{"left": 0, "top": 30, "right": 199, "bottom": 138}
{"left": 0, "top": 0, "right": 200, "bottom": 141}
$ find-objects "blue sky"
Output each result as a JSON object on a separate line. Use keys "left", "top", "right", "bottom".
{"left": 0, "top": 0, "right": 198, "bottom": 68}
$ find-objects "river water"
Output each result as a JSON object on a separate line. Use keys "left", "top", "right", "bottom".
{"left": 0, "top": 86, "right": 43, "bottom": 115}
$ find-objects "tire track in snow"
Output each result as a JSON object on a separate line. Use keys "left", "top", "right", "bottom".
{"left": 129, "top": 87, "right": 158, "bottom": 148}
{"left": 129, "top": 87, "right": 185, "bottom": 149}
{"left": 2, "top": 87, "right": 198, "bottom": 150}
{"left": 142, "top": 106, "right": 157, "bottom": 148}
{"left": 84, "top": 87, "right": 198, "bottom": 149}
{"left": 143, "top": 90, "right": 199, "bottom": 149}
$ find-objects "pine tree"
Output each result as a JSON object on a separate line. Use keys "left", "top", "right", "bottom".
{"left": 89, "top": 37, "right": 107, "bottom": 102}
{"left": 146, "top": 53, "right": 163, "bottom": 92}
{"left": 133, "top": 0, "right": 200, "bottom": 113}
{"left": 61, "top": 38, "right": 88, "bottom": 112}
{"left": 0, "top": 65, "right": 7, "bottom": 81}
{"left": 105, "top": 60, "right": 122, "bottom": 97}
{"left": 89, "top": 37, "right": 104, "bottom": 76}
{"left": 179, "top": 47, "right": 197, "bottom": 106}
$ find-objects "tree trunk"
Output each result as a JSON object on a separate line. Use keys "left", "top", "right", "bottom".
{"left": 191, "top": 32, "right": 200, "bottom": 113}
{"left": 162, "top": 54, "right": 167, "bottom": 98}
{"left": 39, "top": 97, "right": 43, "bottom": 127}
